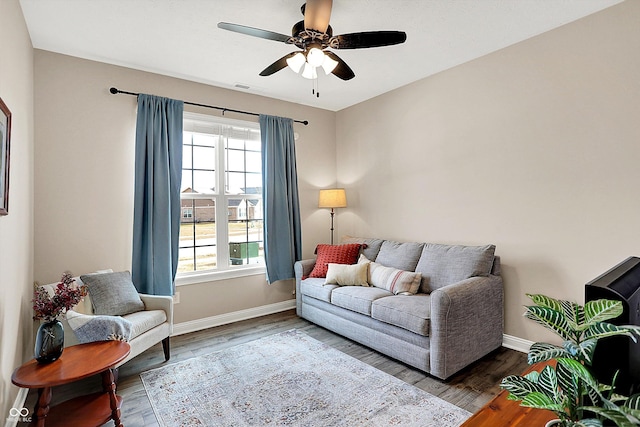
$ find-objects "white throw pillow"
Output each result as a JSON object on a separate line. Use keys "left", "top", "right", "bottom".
{"left": 324, "top": 262, "right": 370, "bottom": 287}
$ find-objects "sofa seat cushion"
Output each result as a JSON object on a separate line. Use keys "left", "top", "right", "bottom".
{"left": 122, "top": 309, "right": 167, "bottom": 340}
{"left": 300, "top": 278, "right": 339, "bottom": 303}
{"left": 331, "top": 286, "right": 393, "bottom": 316}
{"left": 371, "top": 294, "right": 431, "bottom": 336}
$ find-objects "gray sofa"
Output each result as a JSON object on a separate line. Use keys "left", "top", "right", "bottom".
{"left": 294, "top": 237, "right": 503, "bottom": 379}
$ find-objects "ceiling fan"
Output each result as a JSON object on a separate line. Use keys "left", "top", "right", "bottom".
{"left": 217, "top": 0, "right": 407, "bottom": 82}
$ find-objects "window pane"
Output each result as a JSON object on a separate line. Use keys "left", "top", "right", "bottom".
{"left": 195, "top": 246, "right": 217, "bottom": 270}
{"left": 178, "top": 199, "right": 216, "bottom": 273}
{"left": 227, "top": 138, "right": 244, "bottom": 150}
{"left": 192, "top": 133, "right": 215, "bottom": 147}
{"left": 245, "top": 139, "right": 260, "bottom": 152}
{"left": 182, "top": 145, "right": 192, "bottom": 169}
{"left": 228, "top": 198, "right": 264, "bottom": 266}
{"left": 177, "top": 247, "right": 195, "bottom": 273}
{"left": 226, "top": 172, "right": 246, "bottom": 193}
{"left": 245, "top": 151, "right": 261, "bottom": 173}
{"left": 244, "top": 172, "right": 262, "bottom": 189}
{"left": 193, "top": 146, "right": 215, "bottom": 170}
{"left": 181, "top": 171, "right": 193, "bottom": 192}
{"left": 193, "top": 220, "right": 216, "bottom": 244}
{"left": 193, "top": 170, "right": 215, "bottom": 194}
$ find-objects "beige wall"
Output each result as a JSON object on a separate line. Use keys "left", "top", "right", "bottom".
{"left": 33, "top": 51, "right": 336, "bottom": 324}
{"left": 0, "top": 0, "right": 34, "bottom": 417}
{"left": 336, "top": 0, "right": 640, "bottom": 344}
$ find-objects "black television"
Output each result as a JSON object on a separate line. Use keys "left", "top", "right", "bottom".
{"left": 585, "top": 256, "right": 640, "bottom": 393}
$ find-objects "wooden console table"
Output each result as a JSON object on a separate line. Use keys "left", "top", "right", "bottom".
{"left": 461, "top": 361, "right": 556, "bottom": 427}
{"left": 12, "top": 340, "right": 130, "bottom": 427}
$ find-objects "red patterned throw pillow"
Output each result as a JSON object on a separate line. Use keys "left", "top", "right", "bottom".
{"left": 309, "top": 244, "right": 362, "bottom": 278}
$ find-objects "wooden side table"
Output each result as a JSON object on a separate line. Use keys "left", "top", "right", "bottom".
{"left": 461, "top": 361, "right": 556, "bottom": 427}
{"left": 12, "top": 340, "right": 130, "bottom": 427}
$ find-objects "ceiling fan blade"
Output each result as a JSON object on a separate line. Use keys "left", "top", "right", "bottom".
{"left": 324, "top": 51, "right": 354, "bottom": 80}
{"left": 304, "top": 0, "right": 333, "bottom": 33}
{"left": 330, "top": 31, "right": 407, "bottom": 49}
{"left": 259, "top": 52, "right": 299, "bottom": 76}
{"left": 217, "top": 22, "right": 291, "bottom": 43}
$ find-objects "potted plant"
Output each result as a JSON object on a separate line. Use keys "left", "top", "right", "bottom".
{"left": 500, "top": 294, "right": 640, "bottom": 426}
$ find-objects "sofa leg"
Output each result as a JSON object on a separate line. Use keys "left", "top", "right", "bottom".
{"left": 162, "top": 337, "right": 170, "bottom": 361}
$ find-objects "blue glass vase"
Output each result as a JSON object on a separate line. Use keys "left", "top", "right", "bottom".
{"left": 34, "top": 320, "right": 64, "bottom": 363}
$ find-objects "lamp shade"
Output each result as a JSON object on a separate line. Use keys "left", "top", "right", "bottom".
{"left": 318, "top": 188, "right": 347, "bottom": 209}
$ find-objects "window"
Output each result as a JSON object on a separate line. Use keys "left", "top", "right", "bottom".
{"left": 178, "top": 112, "right": 264, "bottom": 277}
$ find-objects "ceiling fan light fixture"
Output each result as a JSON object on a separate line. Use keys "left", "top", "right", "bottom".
{"left": 286, "top": 52, "right": 306, "bottom": 73}
{"left": 301, "top": 62, "right": 318, "bottom": 79}
{"left": 321, "top": 54, "right": 338, "bottom": 74}
{"left": 307, "top": 47, "right": 326, "bottom": 68}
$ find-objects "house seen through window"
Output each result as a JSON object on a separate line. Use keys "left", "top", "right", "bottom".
{"left": 178, "top": 112, "right": 264, "bottom": 275}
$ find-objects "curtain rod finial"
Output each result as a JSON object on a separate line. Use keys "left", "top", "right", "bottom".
{"left": 109, "top": 87, "right": 118, "bottom": 94}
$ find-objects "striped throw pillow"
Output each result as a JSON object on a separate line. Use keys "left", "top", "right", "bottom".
{"left": 359, "top": 254, "right": 421, "bottom": 295}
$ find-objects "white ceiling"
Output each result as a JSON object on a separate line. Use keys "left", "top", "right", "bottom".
{"left": 19, "top": 0, "right": 622, "bottom": 112}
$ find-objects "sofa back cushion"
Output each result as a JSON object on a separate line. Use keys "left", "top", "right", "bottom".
{"left": 415, "top": 243, "right": 496, "bottom": 293}
{"left": 374, "top": 240, "right": 424, "bottom": 272}
{"left": 341, "top": 236, "right": 385, "bottom": 261}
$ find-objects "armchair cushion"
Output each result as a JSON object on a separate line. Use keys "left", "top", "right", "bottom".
{"left": 81, "top": 271, "right": 144, "bottom": 316}
{"left": 123, "top": 310, "right": 168, "bottom": 340}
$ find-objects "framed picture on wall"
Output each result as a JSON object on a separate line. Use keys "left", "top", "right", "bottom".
{"left": 0, "top": 97, "right": 11, "bottom": 216}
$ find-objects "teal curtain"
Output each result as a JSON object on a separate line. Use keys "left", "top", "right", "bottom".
{"left": 259, "top": 115, "right": 302, "bottom": 283}
{"left": 132, "top": 94, "right": 183, "bottom": 295}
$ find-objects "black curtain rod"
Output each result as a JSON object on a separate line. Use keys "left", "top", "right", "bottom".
{"left": 109, "top": 87, "right": 309, "bottom": 126}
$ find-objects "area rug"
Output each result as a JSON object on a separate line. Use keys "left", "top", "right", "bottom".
{"left": 140, "top": 329, "right": 470, "bottom": 426}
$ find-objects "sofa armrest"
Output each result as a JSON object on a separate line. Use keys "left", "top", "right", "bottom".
{"left": 429, "top": 274, "right": 504, "bottom": 379}
{"left": 294, "top": 259, "right": 316, "bottom": 316}
{"left": 140, "top": 294, "right": 174, "bottom": 334}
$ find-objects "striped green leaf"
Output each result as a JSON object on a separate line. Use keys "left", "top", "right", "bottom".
{"left": 500, "top": 375, "right": 544, "bottom": 399}
{"left": 582, "top": 407, "right": 634, "bottom": 427}
{"left": 562, "top": 299, "right": 585, "bottom": 332}
{"left": 577, "top": 339, "right": 598, "bottom": 365}
{"left": 584, "top": 322, "right": 637, "bottom": 342}
{"left": 624, "top": 394, "right": 640, "bottom": 410}
{"left": 538, "top": 365, "right": 561, "bottom": 402}
{"left": 557, "top": 359, "right": 579, "bottom": 404}
{"left": 525, "top": 306, "right": 574, "bottom": 341}
{"left": 584, "top": 299, "right": 623, "bottom": 324}
{"left": 528, "top": 342, "right": 568, "bottom": 364}
{"left": 527, "top": 293, "right": 563, "bottom": 311}
{"left": 575, "top": 418, "right": 604, "bottom": 427}
{"left": 520, "top": 391, "right": 565, "bottom": 413}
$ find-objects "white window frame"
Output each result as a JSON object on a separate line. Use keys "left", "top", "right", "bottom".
{"left": 176, "top": 112, "right": 265, "bottom": 286}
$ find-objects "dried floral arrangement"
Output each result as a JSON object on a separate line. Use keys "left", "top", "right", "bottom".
{"left": 32, "top": 272, "right": 88, "bottom": 322}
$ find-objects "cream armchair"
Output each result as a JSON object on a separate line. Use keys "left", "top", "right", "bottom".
{"left": 39, "top": 272, "right": 173, "bottom": 368}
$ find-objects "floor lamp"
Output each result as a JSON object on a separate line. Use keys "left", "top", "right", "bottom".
{"left": 318, "top": 188, "right": 347, "bottom": 245}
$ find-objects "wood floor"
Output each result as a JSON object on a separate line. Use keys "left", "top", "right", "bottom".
{"left": 23, "top": 310, "right": 529, "bottom": 426}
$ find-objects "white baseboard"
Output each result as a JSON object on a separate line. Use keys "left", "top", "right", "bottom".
{"left": 502, "top": 334, "right": 534, "bottom": 353}
{"left": 172, "top": 300, "right": 296, "bottom": 336}
{"left": 5, "top": 388, "right": 29, "bottom": 427}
